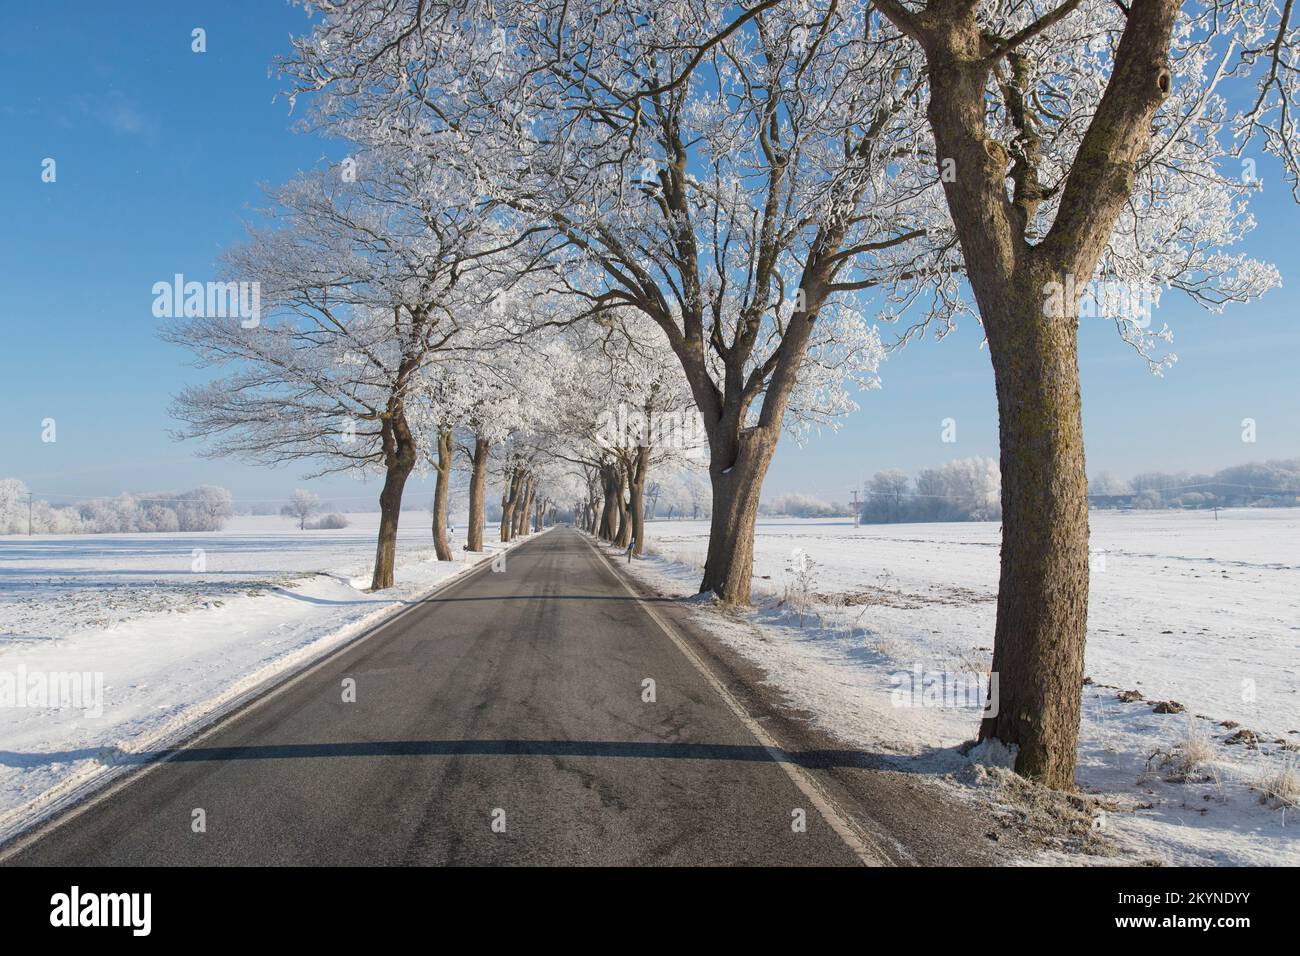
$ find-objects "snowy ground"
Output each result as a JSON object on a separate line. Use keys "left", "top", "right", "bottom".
{"left": 623, "top": 509, "right": 1300, "bottom": 866}
{"left": 0, "top": 512, "right": 518, "bottom": 841}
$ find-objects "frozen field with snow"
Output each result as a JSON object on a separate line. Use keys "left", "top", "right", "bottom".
{"left": 0, "top": 513, "right": 511, "bottom": 840}
{"left": 627, "top": 508, "right": 1300, "bottom": 865}
{"left": 1, "top": 512, "right": 449, "bottom": 640}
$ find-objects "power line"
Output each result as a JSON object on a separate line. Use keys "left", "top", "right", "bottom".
{"left": 25, "top": 491, "right": 388, "bottom": 504}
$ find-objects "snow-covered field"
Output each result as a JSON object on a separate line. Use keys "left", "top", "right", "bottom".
{"left": 626, "top": 509, "right": 1300, "bottom": 866}
{"left": 0, "top": 513, "right": 515, "bottom": 841}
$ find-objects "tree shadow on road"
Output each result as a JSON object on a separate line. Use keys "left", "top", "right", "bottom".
{"left": 0, "top": 739, "right": 952, "bottom": 773}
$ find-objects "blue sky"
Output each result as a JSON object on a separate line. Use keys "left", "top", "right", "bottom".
{"left": 2, "top": 1, "right": 1297, "bottom": 511}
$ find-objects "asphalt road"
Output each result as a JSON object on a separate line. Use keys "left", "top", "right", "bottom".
{"left": 2, "top": 528, "right": 881, "bottom": 866}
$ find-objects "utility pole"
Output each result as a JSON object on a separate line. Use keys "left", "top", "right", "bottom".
{"left": 28, "top": 492, "right": 33, "bottom": 536}
{"left": 849, "top": 488, "right": 861, "bottom": 527}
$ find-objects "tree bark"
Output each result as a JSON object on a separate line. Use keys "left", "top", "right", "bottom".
{"left": 371, "top": 412, "right": 417, "bottom": 591}
{"left": 976, "top": 273, "right": 1090, "bottom": 785}
{"left": 466, "top": 435, "right": 489, "bottom": 552}
{"left": 699, "top": 429, "right": 777, "bottom": 604}
{"left": 500, "top": 469, "right": 521, "bottom": 542}
{"left": 515, "top": 474, "right": 533, "bottom": 536}
{"left": 598, "top": 463, "right": 619, "bottom": 540}
{"left": 627, "top": 446, "right": 650, "bottom": 556}
{"left": 431, "top": 426, "right": 453, "bottom": 561}
{"left": 523, "top": 478, "right": 536, "bottom": 535}
{"left": 613, "top": 466, "right": 631, "bottom": 548}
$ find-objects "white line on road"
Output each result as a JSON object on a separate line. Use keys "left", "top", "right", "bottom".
{"left": 581, "top": 534, "right": 891, "bottom": 867}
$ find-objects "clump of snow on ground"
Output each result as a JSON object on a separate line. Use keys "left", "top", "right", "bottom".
{"left": 622, "top": 509, "right": 1300, "bottom": 866}
{"left": 0, "top": 513, "right": 522, "bottom": 841}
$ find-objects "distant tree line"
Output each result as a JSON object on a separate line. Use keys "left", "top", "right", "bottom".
{"left": 861, "top": 458, "right": 1002, "bottom": 524}
{"left": 1090, "top": 459, "right": 1300, "bottom": 509}
{"left": 759, "top": 493, "right": 848, "bottom": 519}
{"left": 0, "top": 480, "right": 234, "bottom": 534}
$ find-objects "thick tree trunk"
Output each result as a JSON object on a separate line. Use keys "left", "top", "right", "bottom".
{"left": 371, "top": 415, "right": 417, "bottom": 591}
{"left": 977, "top": 278, "right": 1090, "bottom": 788}
{"left": 699, "top": 430, "right": 777, "bottom": 604}
{"left": 466, "top": 435, "right": 489, "bottom": 552}
{"left": 431, "top": 427, "right": 453, "bottom": 561}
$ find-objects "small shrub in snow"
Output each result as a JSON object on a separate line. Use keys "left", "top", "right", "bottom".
{"left": 1149, "top": 718, "right": 1217, "bottom": 782}
{"left": 1254, "top": 757, "right": 1300, "bottom": 811}
{"left": 309, "top": 513, "right": 349, "bottom": 530}
{"left": 783, "top": 548, "right": 818, "bottom": 627}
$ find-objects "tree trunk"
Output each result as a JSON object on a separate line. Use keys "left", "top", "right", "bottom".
{"left": 522, "top": 478, "right": 536, "bottom": 535}
{"left": 977, "top": 275, "right": 1090, "bottom": 788}
{"left": 431, "top": 427, "right": 453, "bottom": 561}
{"left": 466, "top": 435, "right": 489, "bottom": 552}
{"left": 371, "top": 414, "right": 417, "bottom": 591}
{"left": 613, "top": 467, "right": 631, "bottom": 548}
{"left": 699, "top": 429, "right": 777, "bottom": 604}
{"left": 598, "top": 464, "right": 619, "bottom": 540}
{"left": 628, "top": 446, "right": 650, "bottom": 556}
{"left": 515, "top": 475, "right": 533, "bottom": 537}
{"left": 500, "top": 469, "right": 520, "bottom": 543}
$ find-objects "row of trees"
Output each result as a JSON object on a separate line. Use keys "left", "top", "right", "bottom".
{"left": 169, "top": 0, "right": 1298, "bottom": 790}
{"left": 1091, "top": 459, "right": 1300, "bottom": 507}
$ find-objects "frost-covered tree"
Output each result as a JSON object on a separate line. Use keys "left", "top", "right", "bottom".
{"left": 0, "top": 479, "right": 32, "bottom": 535}
{"left": 175, "top": 485, "right": 234, "bottom": 532}
{"left": 1089, "top": 472, "right": 1133, "bottom": 497}
{"left": 166, "top": 150, "right": 524, "bottom": 588}
{"left": 281, "top": 0, "right": 951, "bottom": 603}
{"left": 864, "top": 469, "right": 911, "bottom": 523}
{"left": 282, "top": 489, "right": 322, "bottom": 530}
{"left": 869, "top": 0, "right": 1291, "bottom": 786}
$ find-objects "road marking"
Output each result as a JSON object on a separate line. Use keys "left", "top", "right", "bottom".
{"left": 580, "top": 533, "right": 891, "bottom": 867}
{"left": 0, "top": 531, "right": 551, "bottom": 862}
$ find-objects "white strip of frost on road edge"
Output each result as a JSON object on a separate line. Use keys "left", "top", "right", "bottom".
{"left": 580, "top": 533, "right": 891, "bottom": 867}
